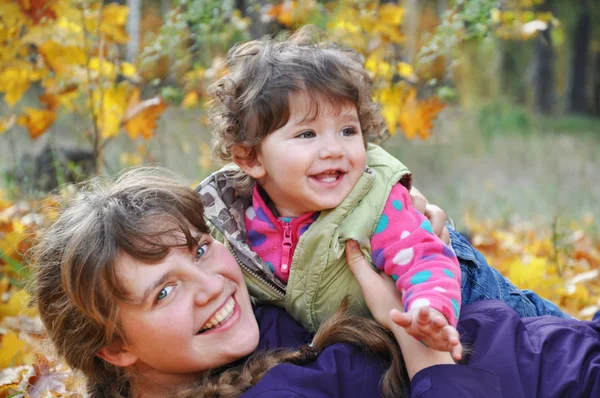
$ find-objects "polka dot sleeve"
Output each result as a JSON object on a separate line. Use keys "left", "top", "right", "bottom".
{"left": 370, "top": 183, "right": 461, "bottom": 326}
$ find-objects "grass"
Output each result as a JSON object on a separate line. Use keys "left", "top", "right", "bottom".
{"left": 383, "top": 102, "right": 600, "bottom": 229}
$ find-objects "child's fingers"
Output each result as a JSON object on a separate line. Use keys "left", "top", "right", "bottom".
{"left": 416, "top": 307, "right": 432, "bottom": 326}
{"left": 443, "top": 325, "right": 463, "bottom": 360}
{"left": 391, "top": 309, "right": 413, "bottom": 328}
{"left": 430, "top": 316, "right": 446, "bottom": 333}
{"left": 451, "top": 342, "right": 463, "bottom": 361}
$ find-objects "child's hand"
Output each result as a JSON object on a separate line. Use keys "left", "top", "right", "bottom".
{"left": 391, "top": 306, "right": 463, "bottom": 361}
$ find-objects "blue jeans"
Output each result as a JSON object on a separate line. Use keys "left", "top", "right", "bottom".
{"left": 449, "top": 226, "right": 570, "bottom": 319}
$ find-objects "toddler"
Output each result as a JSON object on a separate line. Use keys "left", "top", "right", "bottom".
{"left": 203, "top": 27, "right": 461, "bottom": 357}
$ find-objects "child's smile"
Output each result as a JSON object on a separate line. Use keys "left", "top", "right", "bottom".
{"left": 245, "top": 91, "right": 367, "bottom": 217}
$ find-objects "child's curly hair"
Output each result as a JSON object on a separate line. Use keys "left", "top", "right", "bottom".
{"left": 208, "top": 25, "right": 387, "bottom": 193}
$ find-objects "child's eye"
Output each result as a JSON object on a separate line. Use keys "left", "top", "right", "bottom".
{"left": 296, "top": 130, "right": 316, "bottom": 139}
{"left": 157, "top": 285, "right": 174, "bottom": 302}
{"left": 340, "top": 126, "right": 358, "bottom": 137}
{"left": 196, "top": 243, "right": 208, "bottom": 260}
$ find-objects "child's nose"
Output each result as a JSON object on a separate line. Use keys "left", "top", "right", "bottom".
{"left": 318, "top": 135, "right": 344, "bottom": 159}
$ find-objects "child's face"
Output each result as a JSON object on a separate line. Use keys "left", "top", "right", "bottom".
{"left": 112, "top": 230, "right": 259, "bottom": 383}
{"left": 252, "top": 92, "right": 367, "bottom": 217}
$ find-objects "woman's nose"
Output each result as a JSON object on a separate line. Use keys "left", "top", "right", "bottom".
{"left": 193, "top": 272, "right": 224, "bottom": 306}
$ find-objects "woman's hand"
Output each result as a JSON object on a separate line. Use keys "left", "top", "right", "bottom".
{"left": 410, "top": 187, "right": 450, "bottom": 244}
{"left": 344, "top": 240, "right": 403, "bottom": 330}
{"left": 345, "top": 240, "right": 456, "bottom": 379}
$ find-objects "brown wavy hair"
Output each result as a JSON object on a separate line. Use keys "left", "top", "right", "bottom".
{"left": 209, "top": 25, "right": 388, "bottom": 193}
{"left": 31, "top": 167, "right": 407, "bottom": 397}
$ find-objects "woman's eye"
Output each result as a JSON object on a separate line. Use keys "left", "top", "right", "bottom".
{"left": 340, "top": 127, "right": 357, "bottom": 137}
{"left": 196, "top": 243, "right": 208, "bottom": 260}
{"left": 296, "top": 130, "right": 315, "bottom": 139}
{"left": 157, "top": 285, "right": 174, "bottom": 302}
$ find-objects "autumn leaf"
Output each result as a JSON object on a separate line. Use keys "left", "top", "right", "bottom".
{"left": 397, "top": 62, "right": 415, "bottom": 80}
{"left": 92, "top": 83, "right": 130, "bottom": 139}
{"left": 38, "top": 40, "right": 86, "bottom": 75}
{"left": 16, "top": 0, "right": 58, "bottom": 25}
{"left": 88, "top": 57, "right": 117, "bottom": 81}
{"left": 84, "top": 2, "right": 129, "bottom": 44}
{"left": 38, "top": 94, "right": 59, "bottom": 111}
{"left": 398, "top": 90, "right": 445, "bottom": 140}
{"left": 0, "top": 67, "right": 31, "bottom": 107}
{"left": 0, "top": 290, "right": 37, "bottom": 318}
{"left": 17, "top": 108, "right": 57, "bottom": 139}
{"left": 123, "top": 94, "right": 168, "bottom": 140}
{"left": 181, "top": 91, "right": 199, "bottom": 109}
{"left": 0, "top": 332, "right": 28, "bottom": 367}
{"left": 120, "top": 62, "right": 138, "bottom": 80}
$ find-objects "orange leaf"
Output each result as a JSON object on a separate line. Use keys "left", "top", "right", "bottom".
{"left": 123, "top": 96, "right": 168, "bottom": 140}
{"left": 38, "top": 93, "right": 59, "bottom": 111}
{"left": 17, "top": 0, "right": 57, "bottom": 24}
{"left": 399, "top": 92, "right": 444, "bottom": 140}
{"left": 17, "top": 107, "right": 56, "bottom": 139}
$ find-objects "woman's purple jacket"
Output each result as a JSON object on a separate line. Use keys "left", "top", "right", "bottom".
{"left": 240, "top": 300, "right": 600, "bottom": 397}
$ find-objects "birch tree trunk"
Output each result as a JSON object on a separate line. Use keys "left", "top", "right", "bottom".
{"left": 126, "top": 0, "right": 142, "bottom": 62}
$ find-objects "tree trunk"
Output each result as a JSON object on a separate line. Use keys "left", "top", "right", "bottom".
{"left": 126, "top": 0, "right": 142, "bottom": 62}
{"left": 567, "top": 3, "right": 592, "bottom": 114}
{"left": 594, "top": 53, "right": 600, "bottom": 116}
{"left": 533, "top": 27, "right": 555, "bottom": 114}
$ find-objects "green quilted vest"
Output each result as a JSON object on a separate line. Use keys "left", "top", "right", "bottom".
{"left": 284, "top": 144, "right": 411, "bottom": 331}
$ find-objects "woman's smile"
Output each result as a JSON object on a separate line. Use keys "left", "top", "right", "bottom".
{"left": 197, "top": 295, "right": 240, "bottom": 335}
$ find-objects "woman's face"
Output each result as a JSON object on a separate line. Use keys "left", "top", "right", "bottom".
{"left": 114, "top": 230, "right": 259, "bottom": 382}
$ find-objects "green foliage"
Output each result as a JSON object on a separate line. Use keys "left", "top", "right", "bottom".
{"left": 142, "top": 0, "right": 252, "bottom": 73}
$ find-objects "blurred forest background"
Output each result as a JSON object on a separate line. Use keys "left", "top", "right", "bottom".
{"left": 0, "top": 0, "right": 600, "bottom": 391}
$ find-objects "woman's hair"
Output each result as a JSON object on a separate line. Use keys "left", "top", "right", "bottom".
{"left": 32, "top": 167, "right": 407, "bottom": 397}
{"left": 209, "top": 25, "right": 387, "bottom": 193}
{"left": 178, "top": 299, "right": 408, "bottom": 398}
{"left": 30, "top": 167, "right": 210, "bottom": 397}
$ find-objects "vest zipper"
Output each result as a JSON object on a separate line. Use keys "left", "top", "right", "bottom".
{"left": 226, "top": 242, "right": 285, "bottom": 298}
{"left": 281, "top": 222, "right": 293, "bottom": 275}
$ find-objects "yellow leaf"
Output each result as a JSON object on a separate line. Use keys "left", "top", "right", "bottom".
{"left": 0, "top": 67, "right": 30, "bottom": 106}
{"left": 397, "top": 62, "right": 414, "bottom": 79}
{"left": 0, "top": 332, "right": 27, "bottom": 367}
{"left": 1, "top": 3, "right": 29, "bottom": 29}
{"left": 94, "top": 84, "right": 130, "bottom": 138}
{"left": 377, "top": 3, "right": 405, "bottom": 26}
{"left": 0, "top": 290, "right": 37, "bottom": 318}
{"left": 123, "top": 95, "right": 168, "bottom": 140}
{"left": 17, "top": 107, "right": 56, "bottom": 139}
{"left": 38, "top": 40, "right": 86, "bottom": 74}
{"left": 181, "top": 91, "right": 199, "bottom": 109}
{"left": 100, "top": 3, "right": 129, "bottom": 44}
{"left": 121, "top": 62, "right": 137, "bottom": 79}
{"left": 381, "top": 106, "right": 399, "bottom": 136}
{"left": 88, "top": 57, "right": 117, "bottom": 80}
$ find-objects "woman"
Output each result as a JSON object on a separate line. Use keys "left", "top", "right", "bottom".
{"left": 32, "top": 168, "right": 598, "bottom": 397}
{"left": 31, "top": 168, "right": 407, "bottom": 397}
